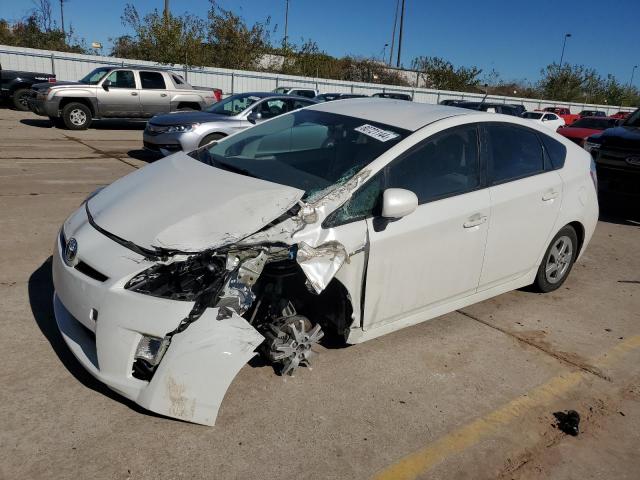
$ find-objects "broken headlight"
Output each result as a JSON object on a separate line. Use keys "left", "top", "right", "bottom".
{"left": 125, "top": 254, "right": 226, "bottom": 301}
{"left": 132, "top": 334, "right": 169, "bottom": 381}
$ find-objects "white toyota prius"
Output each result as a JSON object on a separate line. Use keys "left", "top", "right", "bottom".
{"left": 53, "top": 99, "right": 599, "bottom": 426}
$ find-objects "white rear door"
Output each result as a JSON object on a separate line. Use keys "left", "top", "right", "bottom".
{"left": 478, "top": 123, "right": 563, "bottom": 290}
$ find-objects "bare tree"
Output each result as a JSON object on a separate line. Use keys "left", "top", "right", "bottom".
{"left": 31, "top": 0, "right": 53, "bottom": 31}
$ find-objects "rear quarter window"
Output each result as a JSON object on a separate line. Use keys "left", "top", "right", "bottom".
{"left": 539, "top": 133, "right": 567, "bottom": 170}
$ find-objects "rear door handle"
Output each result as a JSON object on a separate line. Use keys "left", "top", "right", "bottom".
{"left": 131, "top": 92, "right": 138, "bottom": 96}
{"left": 542, "top": 190, "right": 559, "bottom": 201}
{"left": 160, "top": 93, "right": 167, "bottom": 97}
{"left": 463, "top": 215, "right": 488, "bottom": 228}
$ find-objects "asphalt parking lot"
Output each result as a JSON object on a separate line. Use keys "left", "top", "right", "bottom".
{"left": 1, "top": 108, "right": 639, "bottom": 480}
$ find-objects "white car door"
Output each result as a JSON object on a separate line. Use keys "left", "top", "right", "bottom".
{"left": 478, "top": 123, "right": 563, "bottom": 290}
{"left": 357, "top": 124, "right": 491, "bottom": 330}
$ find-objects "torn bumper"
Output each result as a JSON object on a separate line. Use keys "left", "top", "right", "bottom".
{"left": 52, "top": 232, "right": 264, "bottom": 426}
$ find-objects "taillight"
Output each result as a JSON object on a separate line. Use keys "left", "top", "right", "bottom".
{"left": 213, "top": 88, "right": 222, "bottom": 102}
{"left": 589, "top": 158, "right": 598, "bottom": 191}
{"left": 48, "top": 77, "right": 56, "bottom": 83}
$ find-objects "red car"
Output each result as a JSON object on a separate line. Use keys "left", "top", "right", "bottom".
{"left": 556, "top": 116, "right": 618, "bottom": 146}
{"left": 542, "top": 107, "right": 580, "bottom": 125}
{"left": 610, "top": 111, "right": 631, "bottom": 120}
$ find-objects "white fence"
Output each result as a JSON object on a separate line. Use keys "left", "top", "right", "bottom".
{"left": 1, "top": 44, "right": 634, "bottom": 115}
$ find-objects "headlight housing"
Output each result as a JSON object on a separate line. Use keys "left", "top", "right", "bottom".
{"left": 584, "top": 141, "right": 600, "bottom": 153}
{"left": 166, "top": 123, "right": 199, "bottom": 133}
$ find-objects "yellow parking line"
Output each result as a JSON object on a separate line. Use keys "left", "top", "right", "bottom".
{"left": 373, "top": 335, "right": 640, "bottom": 480}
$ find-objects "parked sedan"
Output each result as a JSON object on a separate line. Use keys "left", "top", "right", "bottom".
{"left": 53, "top": 99, "right": 597, "bottom": 427}
{"left": 313, "top": 93, "right": 369, "bottom": 102}
{"left": 522, "top": 111, "right": 565, "bottom": 130}
{"left": 557, "top": 116, "right": 618, "bottom": 147}
{"left": 143, "top": 92, "right": 316, "bottom": 155}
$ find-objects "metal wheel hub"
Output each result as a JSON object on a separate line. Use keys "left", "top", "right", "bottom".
{"left": 69, "top": 108, "right": 87, "bottom": 126}
{"left": 264, "top": 316, "right": 324, "bottom": 376}
{"left": 545, "top": 235, "right": 573, "bottom": 284}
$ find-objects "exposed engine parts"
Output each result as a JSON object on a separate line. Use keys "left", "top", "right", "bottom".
{"left": 127, "top": 242, "right": 344, "bottom": 380}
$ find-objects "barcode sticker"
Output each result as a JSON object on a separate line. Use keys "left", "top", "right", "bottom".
{"left": 354, "top": 124, "right": 399, "bottom": 142}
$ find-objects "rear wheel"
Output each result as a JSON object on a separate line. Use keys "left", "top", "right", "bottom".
{"left": 62, "top": 102, "right": 92, "bottom": 130}
{"left": 533, "top": 225, "right": 578, "bottom": 292}
{"left": 198, "top": 133, "right": 225, "bottom": 148}
{"left": 12, "top": 88, "right": 31, "bottom": 111}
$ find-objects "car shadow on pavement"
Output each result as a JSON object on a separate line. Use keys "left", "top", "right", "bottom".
{"left": 19, "top": 118, "right": 148, "bottom": 130}
{"left": 127, "top": 149, "right": 162, "bottom": 162}
{"left": 598, "top": 195, "right": 640, "bottom": 226}
{"left": 28, "top": 258, "right": 166, "bottom": 419}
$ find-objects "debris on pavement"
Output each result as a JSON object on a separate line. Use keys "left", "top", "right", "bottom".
{"left": 553, "top": 410, "right": 581, "bottom": 436}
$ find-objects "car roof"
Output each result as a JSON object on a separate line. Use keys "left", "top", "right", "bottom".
{"left": 307, "top": 98, "right": 476, "bottom": 131}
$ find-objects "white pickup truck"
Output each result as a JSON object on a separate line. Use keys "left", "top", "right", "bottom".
{"left": 28, "top": 66, "right": 222, "bottom": 130}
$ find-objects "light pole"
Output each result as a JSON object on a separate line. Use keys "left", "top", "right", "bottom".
{"left": 382, "top": 43, "right": 389, "bottom": 63}
{"left": 559, "top": 33, "right": 572, "bottom": 67}
{"left": 284, "top": 0, "right": 290, "bottom": 49}
{"left": 630, "top": 65, "right": 638, "bottom": 88}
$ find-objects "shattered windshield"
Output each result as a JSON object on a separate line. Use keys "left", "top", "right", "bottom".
{"left": 206, "top": 93, "right": 262, "bottom": 116}
{"left": 79, "top": 67, "right": 111, "bottom": 85}
{"left": 194, "top": 109, "right": 409, "bottom": 200}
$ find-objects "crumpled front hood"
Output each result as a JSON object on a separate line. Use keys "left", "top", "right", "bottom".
{"left": 149, "top": 111, "right": 236, "bottom": 126}
{"left": 87, "top": 152, "right": 304, "bottom": 252}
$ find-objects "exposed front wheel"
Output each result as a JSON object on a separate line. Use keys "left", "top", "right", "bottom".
{"left": 533, "top": 226, "right": 578, "bottom": 292}
{"left": 198, "top": 133, "right": 225, "bottom": 149}
{"left": 12, "top": 88, "right": 31, "bottom": 111}
{"left": 62, "top": 102, "right": 92, "bottom": 130}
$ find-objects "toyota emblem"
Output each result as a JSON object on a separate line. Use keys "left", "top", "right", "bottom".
{"left": 64, "top": 237, "right": 78, "bottom": 265}
{"left": 625, "top": 156, "right": 640, "bottom": 167}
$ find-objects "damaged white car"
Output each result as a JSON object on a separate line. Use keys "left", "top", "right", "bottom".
{"left": 53, "top": 99, "right": 599, "bottom": 426}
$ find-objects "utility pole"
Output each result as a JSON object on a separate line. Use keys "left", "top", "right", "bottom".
{"left": 559, "top": 33, "right": 571, "bottom": 67}
{"left": 630, "top": 65, "right": 638, "bottom": 88}
{"left": 164, "top": 0, "right": 170, "bottom": 21}
{"left": 396, "top": 0, "right": 406, "bottom": 68}
{"left": 389, "top": 0, "right": 400, "bottom": 66}
{"left": 284, "top": 0, "right": 290, "bottom": 49}
{"left": 59, "top": 0, "right": 65, "bottom": 37}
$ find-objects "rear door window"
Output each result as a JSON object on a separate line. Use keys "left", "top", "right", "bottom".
{"left": 539, "top": 133, "right": 567, "bottom": 170}
{"left": 484, "top": 124, "right": 544, "bottom": 184}
{"left": 140, "top": 71, "right": 166, "bottom": 89}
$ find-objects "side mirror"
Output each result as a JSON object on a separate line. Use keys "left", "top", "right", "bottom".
{"left": 102, "top": 79, "right": 111, "bottom": 91}
{"left": 381, "top": 188, "right": 418, "bottom": 219}
{"left": 247, "top": 111, "right": 262, "bottom": 124}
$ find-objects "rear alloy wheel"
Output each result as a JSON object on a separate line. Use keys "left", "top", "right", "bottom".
{"left": 198, "top": 133, "right": 225, "bottom": 149}
{"left": 533, "top": 226, "right": 578, "bottom": 292}
{"left": 62, "top": 102, "right": 92, "bottom": 130}
{"left": 12, "top": 88, "right": 31, "bottom": 111}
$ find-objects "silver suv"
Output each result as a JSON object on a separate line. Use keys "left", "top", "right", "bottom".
{"left": 29, "top": 66, "right": 221, "bottom": 130}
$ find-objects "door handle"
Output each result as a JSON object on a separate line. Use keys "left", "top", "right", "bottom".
{"left": 542, "top": 190, "right": 559, "bottom": 201}
{"left": 160, "top": 93, "right": 167, "bottom": 97}
{"left": 131, "top": 92, "right": 138, "bottom": 96}
{"left": 463, "top": 215, "right": 488, "bottom": 228}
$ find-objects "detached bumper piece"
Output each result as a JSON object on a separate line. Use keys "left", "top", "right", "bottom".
{"left": 54, "top": 294, "right": 264, "bottom": 426}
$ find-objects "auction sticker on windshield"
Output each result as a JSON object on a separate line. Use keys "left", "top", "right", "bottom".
{"left": 354, "top": 124, "right": 400, "bottom": 142}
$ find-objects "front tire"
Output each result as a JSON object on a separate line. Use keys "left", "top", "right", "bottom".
{"left": 62, "top": 102, "right": 92, "bottom": 130}
{"left": 533, "top": 225, "right": 578, "bottom": 292}
{"left": 12, "top": 88, "right": 31, "bottom": 111}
